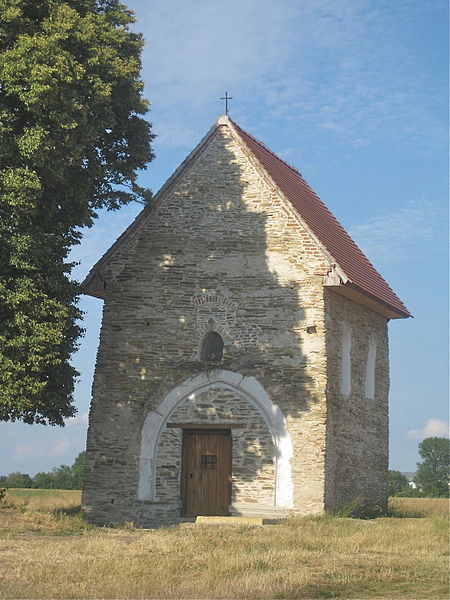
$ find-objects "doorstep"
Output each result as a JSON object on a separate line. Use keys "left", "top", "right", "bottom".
{"left": 195, "top": 516, "right": 263, "bottom": 526}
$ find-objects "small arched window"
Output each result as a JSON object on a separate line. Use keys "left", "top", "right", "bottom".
{"left": 199, "top": 331, "right": 224, "bottom": 362}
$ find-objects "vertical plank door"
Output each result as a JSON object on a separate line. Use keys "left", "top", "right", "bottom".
{"left": 182, "top": 429, "right": 231, "bottom": 517}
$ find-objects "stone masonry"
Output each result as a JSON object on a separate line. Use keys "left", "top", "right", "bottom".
{"left": 81, "top": 116, "right": 407, "bottom": 526}
{"left": 324, "top": 290, "right": 390, "bottom": 511}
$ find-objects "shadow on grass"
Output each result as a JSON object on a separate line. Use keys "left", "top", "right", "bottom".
{"left": 53, "top": 505, "right": 82, "bottom": 517}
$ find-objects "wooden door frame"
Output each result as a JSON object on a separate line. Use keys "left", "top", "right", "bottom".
{"left": 181, "top": 428, "right": 232, "bottom": 517}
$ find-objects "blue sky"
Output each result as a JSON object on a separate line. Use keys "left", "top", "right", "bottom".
{"left": 0, "top": 0, "right": 448, "bottom": 476}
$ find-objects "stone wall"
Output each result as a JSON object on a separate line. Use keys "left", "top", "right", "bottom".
{"left": 323, "top": 289, "right": 389, "bottom": 512}
{"left": 82, "top": 122, "right": 334, "bottom": 526}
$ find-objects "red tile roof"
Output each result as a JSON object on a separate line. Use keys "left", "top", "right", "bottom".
{"left": 230, "top": 119, "right": 411, "bottom": 319}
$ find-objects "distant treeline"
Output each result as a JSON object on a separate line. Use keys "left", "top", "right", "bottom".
{"left": 389, "top": 438, "right": 450, "bottom": 498}
{"left": 388, "top": 470, "right": 421, "bottom": 497}
{"left": 0, "top": 452, "right": 85, "bottom": 490}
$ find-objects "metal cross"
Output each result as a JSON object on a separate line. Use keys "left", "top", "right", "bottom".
{"left": 220, "top": 91, "right": 233, "bottom": 115}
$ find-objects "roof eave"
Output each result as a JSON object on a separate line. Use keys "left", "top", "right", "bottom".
{"left": 81, "top": 268, "right": 106, "bottom": 299}
{"left": 325, "top": 281, "right": 412, "bottom": 319}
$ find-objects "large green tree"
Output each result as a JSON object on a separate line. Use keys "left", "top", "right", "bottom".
{"left": 414, "top": 437, "right": 449, "bottom": 498}
{"left": 388, "top": 470, "right": 411, "bottom": 497}
{"left": 0, "top": 0, "right": 154, "bottom": 425}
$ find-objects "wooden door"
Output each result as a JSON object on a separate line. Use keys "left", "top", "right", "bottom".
{"left": 182, "top": 429, "right": 231, "bottom": 517}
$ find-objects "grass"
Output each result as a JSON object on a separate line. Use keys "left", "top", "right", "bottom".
{"left": 388, "top": 496, "right": 449, "bottom": 517}
{"left": 0, "top": 490, "right": 448, "bottom": 599}
{"left": 0, "top": 489, "right": 85, "bottom": 535}
{"left": 3, "top": 487, "right": 81, "bottom": 505}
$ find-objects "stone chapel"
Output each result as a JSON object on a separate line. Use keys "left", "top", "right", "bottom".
{"left": 81, "top": 115, "right": 410, "bottom": 526}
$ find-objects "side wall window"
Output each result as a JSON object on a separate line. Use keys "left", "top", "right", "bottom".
{"left": 340, "top": 324, "right": 352, "bottom": 396}
{"left": 364, "top": 334, "right": 377, "bottom": 399}
{"left": 199, "top": 331, "right": 224, "bottom": 362}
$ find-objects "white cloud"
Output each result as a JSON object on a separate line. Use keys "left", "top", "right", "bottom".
{"left": 12, "top": 443, "right": 45, "bottom": 462}
{"left": 64, "top": 412, "right": 89, "bottom": 428}
{"left": 139, "top": 0, "right": 297, "bottom": 102}
{"left": 407, "top": 418, "right": 449, "bottom": 440}
{"left": 130, "top": 0, "right": 446, "bottom": 152}
{"left": 423, "top": 419, "right": 450, "bottom": 438}
{"left": 349, "top": 199, "right": 447, "bottom": 266}
{"left": 11, "top": 434, "right": 83, "bottom": 466}
{"left": 51, "top": 438, "right": 71, "bottom": 456}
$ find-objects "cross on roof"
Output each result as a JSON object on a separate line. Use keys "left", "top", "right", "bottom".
{"left": 220, "top": 91, "right": 233, "bottom": 115}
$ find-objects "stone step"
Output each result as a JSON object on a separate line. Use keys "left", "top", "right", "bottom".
{"left": 229, "top": 503, "right": 291, "bottom": 519}
{"left": 195, "top": 516, "right": 263, "bottom": 526}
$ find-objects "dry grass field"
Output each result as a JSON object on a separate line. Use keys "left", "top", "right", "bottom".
{"left": 0, "top": 489, "right": 448, "bottom": 599}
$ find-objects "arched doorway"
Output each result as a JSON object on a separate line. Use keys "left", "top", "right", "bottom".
{"left": 137, "top": 370, "right": 293, "bottom": 510}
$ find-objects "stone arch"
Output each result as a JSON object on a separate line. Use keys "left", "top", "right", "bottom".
{"left": 137, "top": 370, "right": 294, "bottom": 508}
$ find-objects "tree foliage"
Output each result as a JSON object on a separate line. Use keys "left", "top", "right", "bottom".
{"left": 2, "top": 451, "right": 85, "bottom": 489}
{"left": 70, "top": 449, "right": 85, "bottom": 488}
{"left": 414, "top": 437, "right": 449, "bottom": 498}
{"left": 0, "top": 0, "right": 154, "bottom": 425}
{"left": 2, "top": 471, "right": 33, "bottom": 488}
{"left": 388, "top": 470, "right": 411, "bottom": 497}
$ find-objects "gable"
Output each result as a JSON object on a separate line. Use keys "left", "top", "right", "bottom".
{"left": 81, "top": 115, "right": 410, "bottom": 320}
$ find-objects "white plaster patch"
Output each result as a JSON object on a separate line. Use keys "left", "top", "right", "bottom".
{"left": 364, "top": 334, "right": 377, "bottom": 400}
{"left": 340, "top": 323, "right": 352, "bottom": 396}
